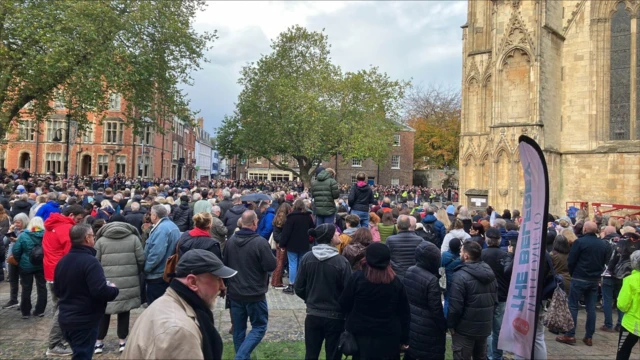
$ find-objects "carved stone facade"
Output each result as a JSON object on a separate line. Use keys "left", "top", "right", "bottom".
{"left": 461, "top": 0, "right": 640, "bottom": 215}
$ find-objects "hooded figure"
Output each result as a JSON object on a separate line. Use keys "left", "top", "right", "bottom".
{"left": 403, "top": 242, "right": 447, "bottom": 360}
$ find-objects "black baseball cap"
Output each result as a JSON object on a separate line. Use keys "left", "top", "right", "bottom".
{"left": 175, "top": 249, "right": 237, "bottom": 279}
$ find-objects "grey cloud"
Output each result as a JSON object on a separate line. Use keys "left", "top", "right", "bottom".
{"left": 186, "top": 1, "right": 466, "bottom": 134}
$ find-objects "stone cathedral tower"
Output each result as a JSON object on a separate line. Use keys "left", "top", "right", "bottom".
{"left": 460, "top": 0, "right": 640, "bottom": 215}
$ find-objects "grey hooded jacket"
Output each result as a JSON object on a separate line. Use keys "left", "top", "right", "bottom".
{"left": 95, "top": 222, "right": 145, "bottom": 314}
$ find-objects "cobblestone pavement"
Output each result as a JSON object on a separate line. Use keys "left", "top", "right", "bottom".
{"left": 0, "top": 280, "right": 637, "bottom": 359}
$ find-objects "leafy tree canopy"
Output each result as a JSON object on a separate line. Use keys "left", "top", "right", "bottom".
{"left": 217, "top": 25, "right": 409, "bottom": 186}
{"left": 0, "top": 0, "right": 216, "bottom": 136}
{"left": 405, "top": 85, "right": 461, "bottom": 169}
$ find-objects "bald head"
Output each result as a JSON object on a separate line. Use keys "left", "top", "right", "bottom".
{"left": 397, "top": 215, "right": 411, "bottom": 231}
{"left": 604, "top": 226, "right": 617, "bottom": 236}
{"left": 241, "top": 210, "right": 258, "bottom": 231}
{"left": 583, "top": 221, "right": 598, "bottom": 235}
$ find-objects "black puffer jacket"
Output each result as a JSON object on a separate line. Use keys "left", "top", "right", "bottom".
{"left": 310, "top": 170, "right": 339, "bottom": 216}
{"left": 172, "top": 203, "right": 193, "bottom": 232}
{"left": 10, "top": 200, "right": 31, "bottom": 217}
{"left": 280, "top": 211, "right": 315, "bottom": 253}
{"left": 347, "top": 183, "right": 374, "bottom": 212}
{"left": 386, "top": 231, "right": 426, "bottom": 281}
{"left": 447, "top": 261, "right": 498, "bottom": 337}
{"left": 177, "top": 230, "right": 221, "bottom": 260}
{"left": 481, "top": 246, "right": 510, "bottom": 302}
{"left": 403, "top": 242, "right": 446, "bottom": 360}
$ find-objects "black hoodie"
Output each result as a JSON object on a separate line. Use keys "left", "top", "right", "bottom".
{"left": 347, "top": 183, "right": 374, "bottom": 212}
{"left": 223, "top": 229, "right": 276, "bottom": 302}
{"left": 222, "top": 204, "right": 246, "bottom": 236}
{"left": 447, "top": 261, "right": 498, "bottom": 337}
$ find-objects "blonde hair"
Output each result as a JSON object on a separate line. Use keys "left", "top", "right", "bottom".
{"left": 562, "top": 228, "right": 577, "bottom": 245}
{"left": 27, "top": 217, "right": 45, "bottom": 232}
{"left": 166, "top": 197, "right": 175, "bottom": 206}
{"left": 436, "top": 209, "right": 451, "bottom": 229}
{"left": 100, "top": 200, "right": 113, "bottom": 209}
{"left": 608, "top": 217, "right": 621, "bottom": 230}
{"left": 621, "top": 226, "right": 636, "bottom": 234}
{"left": 193, "top": 212, "right": 213, "bottom": 230}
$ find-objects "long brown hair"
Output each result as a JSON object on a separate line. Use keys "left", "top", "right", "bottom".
{"left": 360, "top": 261, "right": 395, "bottom": 284}
{"left": 351, "top": 228, "right": 372, "bottom": 247}
{"left": 0, "top": 204, "right": 8, "bottom": 222}
{"left": 381, "top": 212, "right": 394, "bottom": 226}
{"left": 273, "top": 203, "right": 292, "bottom": 228}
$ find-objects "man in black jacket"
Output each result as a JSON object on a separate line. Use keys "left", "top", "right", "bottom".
{"left": 347, "top": 172, "right": 374, "bottom": 228}
{"left": 172, "top": 195, "right": 193, "bottom": 232}
{"left": 387, "top": 215, "right": 426, "bottom": 281}
{"left": 448, "top": 241, "right": 497, "bottom": 360}
{"left": 295, "top": 223, "right": 351, "bottom": 360}
{"left": 557, "top": 221, "right": 609, "bottom": 347}
{"left": 481, "top": 228, "right": 510, "bottom": 360}
{"left": 123, "top": 201, "right": 145, "bottom": 235}
{"left": 222, "top": 194, "right": 246, "bottom": 236}
{"left": 223, "top": 210, "right": 276, "bottom": 359}
{"left": 54, "top": 224, "right": 119, "bottom": 359}
{"left": 10, "top": 193, "right": 31, "bottom": 217}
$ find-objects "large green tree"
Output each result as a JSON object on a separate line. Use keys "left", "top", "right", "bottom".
{"left": 0, "top": 0, "right": 216, "bottom": 136}
{"left": 217, "top": 25, "right": 409, "bottom": 186}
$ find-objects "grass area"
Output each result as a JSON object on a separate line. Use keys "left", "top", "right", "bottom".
{"left": 222, "top": 339, "right": 453, "bottom": 360}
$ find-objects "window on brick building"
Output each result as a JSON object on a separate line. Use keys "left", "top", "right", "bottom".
{"left": 139, "top": 125, "right": 152, "bottom": 145}
{"left": 138, "top": 156, "right": 151, "bottom": 178}
{"left": 172, "top": 141, "right": 178, "bottom": 160}
{"left": 81, "top": 124, "right": 93, "bottom": 143}
{"left": 104, "top": 121, "right": 124, "bottom": 144}
{"left": 46, "top": 120, "right": 64, "bottom": 141}
{"left": 255, "top": 157, "right": 262, "bottom": 164}
{"left": 109, "top": 93, "right": 122, "bottom": 111}
{"left": 46, "top": 153, "right": 62, "bottom": 173}
{"left": 18, "top": 120, "right": 36, "bottom": 141}
{"left": 97, "top": 155, "right": 109, "bottom": 175}
{"left": 351, "top": 158, "right": 362, "bottom": 167}
{"left": 351, "top": 175, "right": 357, "bottom": 184}
{"left": 116, "top": 156, "right": 126, "bottom": 175}
{"left": 53, "top": 90, "right": 65, "bottom": 110}
{"left": 391, "top": 178, "right": 400, "bottom": 186}
{"left": 393, "top": 134, "right": 401, "bottom": 146}
{"left": 178, "top": 144, "right": 183, "bottom": 159}
{"left": 391, "top": 155, "right": 400, "bottom": 169}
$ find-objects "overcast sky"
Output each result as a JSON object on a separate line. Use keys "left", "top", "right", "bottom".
{"left": 184, "top": 1, "right": 467, "bottom": 135}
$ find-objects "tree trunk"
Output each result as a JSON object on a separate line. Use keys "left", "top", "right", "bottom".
{"left": 299, "top": 164, "right": 312, "bottom": 190}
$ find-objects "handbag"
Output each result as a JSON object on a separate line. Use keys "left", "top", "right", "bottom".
{"left": 268, "top": 232, "right": 277, "bottom": 250}
{"left": 543, "top": 286, "right": 574, "bottom": 332}
{"left": 338, "top": 330, "right": 358, "bottom": 356}
{"left": 162, "top": 239, "right": 182, "bottom": 283}
{"left": 7, "top": 254, "right": 18, "bottom": 266}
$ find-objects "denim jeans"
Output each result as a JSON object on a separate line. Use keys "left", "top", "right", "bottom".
{"left": 63, "top": 327, "right": 98, "bottom": 360}
{"left": 443, "top": 292, "right": 450, "bottom": 318}
{"left": 315, "top": 214, "right": 335, "bottom": 226}
{"left": 230, "top": 298, "right": 268, "bottom": 360}
{"left": 566, "top": 279, "right": 599, "bottom": 338}
{"left": 602, "top": 277, "right": 623, "bottom": 329}
{"left": 287, "top": 251, "right": 306, "bottom": 285}
{"left": 351, "top": 210, "right": 369, "bottom": 228}
{"left": 487, "top": 302, "right": 506, "bottom": 360}
{"left": 145, "top": 279, "right": 168, "bottom": 305}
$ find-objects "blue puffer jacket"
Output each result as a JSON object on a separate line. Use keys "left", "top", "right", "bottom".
{"left": 35, "top": 201, "right": 61, "bottom": 221}
{"left": 441, "top": 249, "right": 461, "bottom": 291}
{"left": 422, "top": 214, "right": 446, "bottom": 246}
{"left": 144, "top": 217, "right": 181, "bottom": 279}
{"left": 257, "top": 207, "right": 276, "bottom": 240}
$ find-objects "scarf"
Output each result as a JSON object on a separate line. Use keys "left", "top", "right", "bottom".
{"left": 169, "top": 279, "right": 222, "bottom": 360}
{"left": 189, "top": 228, "right": 211, "bottom": 238}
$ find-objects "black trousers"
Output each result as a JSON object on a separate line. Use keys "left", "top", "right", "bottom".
{"left": 353, "top": 334, "right": 401, "bottom": 360}
{"left": 98, "top": 311, "right": 130, "bottom": 340}
{"left": 8, "top": 262, "right": 20, "bottom": 302}
{"left": 304, "top": 315, "right": 344, "bottom": 360}
{"left": 20, "top": 270, "right": 47, "bottom": 316}
{"left": 617, "top": 328, "right": 640, "bottom": 360}
{"left": 64, "top": 327, "right": 98, "bottom": 360}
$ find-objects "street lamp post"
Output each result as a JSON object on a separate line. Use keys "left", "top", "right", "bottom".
{"left": 52, "top": 114, "right": 72, "bottom": 179}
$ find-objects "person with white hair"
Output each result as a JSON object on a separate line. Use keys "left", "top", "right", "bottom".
{"left": 12, "top": 217, "right": 47, "bottom": 318}
{"left": 615, "top": 250, "right": 640, "bottom": 360}
{"left": 210, "top": 206, "right": 228, "bottom": 247}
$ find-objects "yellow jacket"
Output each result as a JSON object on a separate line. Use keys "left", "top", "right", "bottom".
{"left": 617, "top": 269, "right": 640, "bottom": 335}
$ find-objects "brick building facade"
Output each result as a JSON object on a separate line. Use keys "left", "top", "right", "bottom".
{"left": 0, "top": 94, "right": 196, "bottom": 180}
{"left": 229, "top": 124, "right": 415, "bottom": 186}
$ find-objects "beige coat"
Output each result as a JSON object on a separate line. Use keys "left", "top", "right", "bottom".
{"left": 122, "top": 287, "right": 203, "bottom": 360}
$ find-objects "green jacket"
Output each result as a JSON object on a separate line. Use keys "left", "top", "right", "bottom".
{"left": 377, "top": 224, "right": 397, "bottom": 244}
{"left": 95, "top": 222, "right": 145, "bottom": 314}
{"left": 310, "top": 170, "right": 340, "bottom": 216}
{"left": 12, "top": 230, "right": 44, "bottom": 274}
{"left": 618, "top": 269, "right": 640, "bottom": 334}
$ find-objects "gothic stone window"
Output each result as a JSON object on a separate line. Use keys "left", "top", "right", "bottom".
{"left": 610, "top": 2, "right": 631, "bottom": 140}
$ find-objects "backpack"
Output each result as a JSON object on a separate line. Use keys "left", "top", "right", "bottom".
{"left": 29, "top": 243, "right": 44, "bottom": 266}
{"left": 421, "top": 223, "right": 438, "bottom": 246}
{"left": 163, "top": 240, "right": 181, "bottom": 283}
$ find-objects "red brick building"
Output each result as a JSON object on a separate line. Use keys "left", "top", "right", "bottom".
{"left": 229, "top": 124, "right": 415, "bottom": 185}
{"left": 0, "top": 94, "right": 196, "bottom": 180}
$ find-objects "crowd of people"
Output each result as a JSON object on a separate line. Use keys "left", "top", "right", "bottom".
{"left": 0, "top": 166, "right": 639, "bottom": 360}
